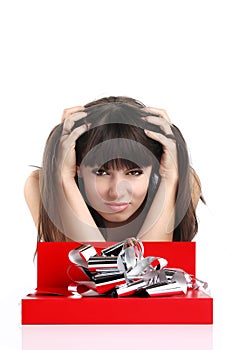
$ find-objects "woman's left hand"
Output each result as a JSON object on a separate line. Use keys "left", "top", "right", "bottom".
{"left": 143, "top": 107, "right": 178, "bottom": 183}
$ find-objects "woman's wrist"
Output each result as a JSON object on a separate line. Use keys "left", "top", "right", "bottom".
{"left": 160, "top": 173, "right": 179, "bottom": 188}
{"left": 61, "top": 175, "right": 77, "bottom": 195}
{"left": 61, "top": 167, "right": 76, "bottom": 183}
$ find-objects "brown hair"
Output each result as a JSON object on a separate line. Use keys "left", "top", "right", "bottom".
{"left": 38, "top": 96, "right": 202, "bottom": 242}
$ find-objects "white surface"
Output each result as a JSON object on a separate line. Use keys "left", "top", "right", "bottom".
{"left": 0, "top": 1, "right": 232, "bottom": 349}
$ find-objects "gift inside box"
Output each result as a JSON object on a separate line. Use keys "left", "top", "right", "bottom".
{"left": 21, "top": 242, "right": 213, "bottom": 324}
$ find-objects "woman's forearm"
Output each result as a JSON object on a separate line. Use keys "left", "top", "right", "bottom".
{"left": 137, "top": 177, "right": 178, "bottom": 241}
{"left": 58, "top": 175, "right": 105, "bottom": 241}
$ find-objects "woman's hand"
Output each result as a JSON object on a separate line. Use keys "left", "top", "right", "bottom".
{"left": 61, "top": 106, "right": 85, "bottom": 121}
{"left": 58, "top": 107, "right": 89, "bottom": 181}
{"left": 137, "top": 107, "right": 178, "bottom": 241}
{"left": 55, "top": 106, "right": 105, "bottom": 241}
{"left": 143, "top": 107, "right": 178, "bottom": 184}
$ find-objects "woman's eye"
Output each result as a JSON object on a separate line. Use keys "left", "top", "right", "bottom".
{"left": 92, "top": 168, "right": 108, "bottom": 176}
{"left": 127, "top": 169, "right": 143, "bottom": 176}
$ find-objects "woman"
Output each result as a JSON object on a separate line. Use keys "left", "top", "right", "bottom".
{"left": 24, "top": 96, "right": 203, "bottom": 242}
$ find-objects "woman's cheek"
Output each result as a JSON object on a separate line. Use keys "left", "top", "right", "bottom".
{"left": 84, "top": 177, "right": 105, "bottom": 205}
{"left": 132, "top": 179, "right": 149, "bottom": 198}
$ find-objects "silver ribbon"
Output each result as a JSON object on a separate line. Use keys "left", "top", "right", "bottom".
{"left": 68, "top": 238, "right": 208, "bottom": 297}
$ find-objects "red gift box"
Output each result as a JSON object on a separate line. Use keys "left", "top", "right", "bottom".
{"left": 21, "top": 242, "right": 213, "bottom": 324}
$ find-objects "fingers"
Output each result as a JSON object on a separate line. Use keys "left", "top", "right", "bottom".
{"left": 61, "top": 111, "right": 89, "bottom": 155}
{"left": 143, "top": 107, "right": 171, "bottom": 123}
{"left": 61, "top": 106, "right": 85, "bottom": 122}
{"left": 59, "top": 123, "right": 90, "bottom": 173}
{"left": 144, "top": 129, "right": 176, "bottom": 150}
{"left": 144, "top": 129, "right": 178, "bottom": 180}
{"left": 62, "top": 123, "right": 90, "bottom": 145}
{"left": 62, "top": 111, "right": 87, "bottom": 137}
{"left": 142, "top": 115, "right": 173, "bottom": 136}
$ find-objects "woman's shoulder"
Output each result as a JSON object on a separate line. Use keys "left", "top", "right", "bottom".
{"left": 24, "top": 169, "right": 41, "bottom": 226}
{"left": 190, "top": 167, "right": 203, "bottom": 209}
{"left": 24, "top": 168, "right": 40, "bottom": 192}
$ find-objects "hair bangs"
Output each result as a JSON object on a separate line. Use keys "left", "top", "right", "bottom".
{"left": 99, "top": 159, "right": 142, "bottom": 171}
{"left": 79, "top": 134, "right": 157, "bottom": 170}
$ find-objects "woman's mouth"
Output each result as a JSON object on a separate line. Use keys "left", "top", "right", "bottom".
{"left": 105, "top": 202, "right": 130, "bottom": 212}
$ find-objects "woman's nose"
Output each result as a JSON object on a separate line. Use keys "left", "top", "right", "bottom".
{"left": 108, "top": 177, "right": 131, "bottom": 199}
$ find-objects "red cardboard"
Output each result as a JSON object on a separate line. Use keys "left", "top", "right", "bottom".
{"left": 21, "top": 242, "right": 213, "bottom": 324}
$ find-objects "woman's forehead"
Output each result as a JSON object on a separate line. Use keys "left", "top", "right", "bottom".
{"left": 80, "top": 139, "right": 157, "bottom": 168}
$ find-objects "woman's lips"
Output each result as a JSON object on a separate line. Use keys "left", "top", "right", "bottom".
{"left": 105, "top": 202, "right": 130, "bottom": 212}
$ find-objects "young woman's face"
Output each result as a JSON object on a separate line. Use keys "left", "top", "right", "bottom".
{"left": 79, "top": 164, "right": 152, "bottom": 224}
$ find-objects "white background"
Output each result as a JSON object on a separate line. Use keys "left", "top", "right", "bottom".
{"left": 0, "top": 1, "right": 232, "bottom": 349}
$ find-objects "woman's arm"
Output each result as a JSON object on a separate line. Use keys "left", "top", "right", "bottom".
{"left": 23, "top": 107, "right": 85, "bottom": 229}
{"left": 24, "top": 169, "right": 40, "bottom": 227}
{"left": 138, "top": 176, "right": 178, "bottom": 241}
{"left": 137, "top": 112, "right": 179, "bottom": 241}
{"left": 137, "top": 109, "right": 202, "bottom": 241}
{"left": 24, "top": 108, "right": 105, "bottom": 242}
{"left": 24, "top": 166, "right": 105, "bottom": 241}
{"left": 52, "top": 110, "right": 105, "bottom": 241}
{"left": 190, "top": 167, "right": 203, "bottom": 209}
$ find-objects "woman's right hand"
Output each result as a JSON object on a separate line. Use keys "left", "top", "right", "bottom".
{"left": 54, "top": 106, "right": 105, "bottom": 242}
{"left": 61, "top": 106, "right": 84, "bottom": 122}
{"left": 58, "top": 106, "right": 89, "bottom": 181}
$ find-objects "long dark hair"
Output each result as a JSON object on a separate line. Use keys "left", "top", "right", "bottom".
{"left": 38, "top": 96, "right": 200, "bottom": 242}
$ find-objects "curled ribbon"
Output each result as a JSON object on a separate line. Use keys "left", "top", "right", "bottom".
{"left": 68, "top": 238, "right": 209, "bottom": 298}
